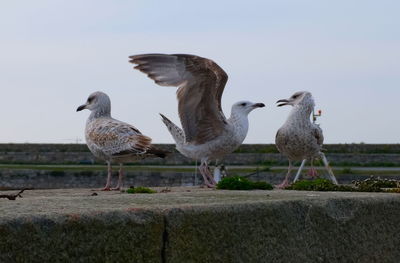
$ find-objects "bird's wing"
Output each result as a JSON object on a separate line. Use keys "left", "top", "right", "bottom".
{"left": 130, "top": 53, "right": 228, "bottom": 145}
{"left": 312, "top": 124, "right": 324, "bottom": 146}
{"left": 87, "top": 118, "right": 152, "bottom": 156}
{"left": 275, "top": 128, "right": 288, "bottom": 152}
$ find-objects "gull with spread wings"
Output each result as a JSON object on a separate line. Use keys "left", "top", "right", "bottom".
{"left": 130, "top": 54, "right": 265, "bottom": 187}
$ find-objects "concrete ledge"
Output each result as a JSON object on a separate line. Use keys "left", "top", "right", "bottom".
{"left": 1, "top": 189, "right": 399, "bottom": 262}
{"left": 0, "top": 211, "right": 164, "bottom": 262}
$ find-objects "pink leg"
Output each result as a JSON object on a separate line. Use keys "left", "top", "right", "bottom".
{"left": 204, "top": 163, "right": 217, "bottom": 186}
{"left": 101, "top": 162, "right": 112, "bottom": 191}
{"left": 307, "top": 159, "right": 318, "bottom": 178}
{"left": 111, "top": 164, "right": 123, "bottom": 191}
{"left": 307, "top": 168, "right": 318, "bottom": 177}
{"left": 199, "top": 162, "right": 215, "bottom": 188}
{"left": 276, "top": 161, "right": 293, "bottom": 189}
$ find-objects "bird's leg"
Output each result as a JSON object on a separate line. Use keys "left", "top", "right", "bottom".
{"left": 205, "top": 162, "right": 217, "bottom": 186}
{"left": 293, "top": 159, "right": 306, "bottom": 182}
{"left": 307, "top": 158, "right": 318, "bottom": 178}
{"left": 199, "top": 162, "right": 214, "bottom": 188}
{"left": 277, "top": 160, "right": 293, "bottom": 189}
{"left": 320, "top": 153, "right": 338, "bottom": 185}
{"left": 213, "top": 160, "right": 221, "bottom": 183}
{"left": 213, "top": 165, "right": 221, "bottom": 184}
{"left": 111, "top": 163, "right": 124, "bottom": 191}
{"left": 101, "top": 162, "right": 112, "bottom": 191}
{"left": 213, "top": 160, "right": 229, "bottom": 183}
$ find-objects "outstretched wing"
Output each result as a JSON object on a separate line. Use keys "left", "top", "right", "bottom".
{"left": 87, "top": 118, "right": 152, "bottom": 157}
{"left": 130, "top": 53, "right": 228, "bottom": 145}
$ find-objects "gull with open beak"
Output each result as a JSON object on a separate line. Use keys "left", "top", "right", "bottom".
{"left": 275, "top": 91, "right": 338, "bottom": 188}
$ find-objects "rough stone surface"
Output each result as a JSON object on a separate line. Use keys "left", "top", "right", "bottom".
{"left": 0, "top": 212, "right": 163, "bottom": 263}
{"left": 0, "top": 189, "right": 399, "bottom": 263}
{"left": 165, "top": 198, "right": 400, "bottom": 262}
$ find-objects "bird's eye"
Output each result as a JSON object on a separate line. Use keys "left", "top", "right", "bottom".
{"left": 240, "top": 103, "right": 247, "bottom": 106}
{"left": 88, "top": 97, "right": 94, "bottom": 103}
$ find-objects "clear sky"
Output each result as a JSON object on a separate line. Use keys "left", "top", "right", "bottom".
{"left": 0, "top": 0, "right": 399, "bottom": 144}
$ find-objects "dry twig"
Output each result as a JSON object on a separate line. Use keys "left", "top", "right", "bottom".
{"left": 0, "top": 189, "right": 29, "bottom": 200}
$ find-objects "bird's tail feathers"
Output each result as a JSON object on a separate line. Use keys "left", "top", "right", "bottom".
{"left": 159, "top": 113, "right": 185, "bottom": 144}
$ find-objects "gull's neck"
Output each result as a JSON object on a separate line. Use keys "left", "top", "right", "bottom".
{"left": 228, "top": 111, "right": 249, "bottom": 142}
{"left": 285, "top": 104, "right": 313, "bottom": 125}
{"left": 88, "top": 108, "right": 111, "bottom": 122}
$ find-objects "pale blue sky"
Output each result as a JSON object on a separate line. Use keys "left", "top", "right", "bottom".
{"left": 0, "top": 0, "right": 399, "bottom": 143}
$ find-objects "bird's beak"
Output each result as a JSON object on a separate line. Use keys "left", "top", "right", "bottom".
{"left": 276, "top": 99, "right": 289, "bottom": 107}
{"left": 252, "top": 103, "right": 265, "bottom": 108}
{"left": 76, "top": 104, "right": 87, "bottom": 112}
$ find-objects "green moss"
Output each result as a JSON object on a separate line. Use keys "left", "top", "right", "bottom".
{"left": 217, "top": 176, "right": 253, "bottom": 190}
{"left": 286, "top": 179, "right": 354, "bottom": 191}
{"left": 385, "top": 188, "right": 400, "bottom": 193}
{"left": 286, "top": 177, "right": 400, "bottom": 193}
{"left": 353, "top": 176, "right": 398, "bottom": 191}
{"left": 126, "top": 186, "right": 156, "bottom": 194}
{"left": 217, "top": 176, "right": 273, "bottom": 190}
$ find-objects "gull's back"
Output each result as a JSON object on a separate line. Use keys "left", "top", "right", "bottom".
{"left": 85, "top": 117, "right": 152, "bottom": 162}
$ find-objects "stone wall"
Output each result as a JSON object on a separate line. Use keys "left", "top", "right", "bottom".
{"left": 1, "top": 189, "right": 399, "bottom": 262}
{"left": 1, "top": 151, "right": 400, "bottom": 166}
{"left": 1, "top": 143, "right": 400, "bottom": 153}
{"left": 2, "top": 167, "right": 400, "bottom": 189}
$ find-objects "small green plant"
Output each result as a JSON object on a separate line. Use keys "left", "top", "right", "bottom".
{"left": 126, "top": 186, "right": 156, "bottom": 194}
{"left": 217, "top": 176, "right": 273, "bottom": 190}
{"left": 217, "top": 176, "right": 253, "bottom": 190}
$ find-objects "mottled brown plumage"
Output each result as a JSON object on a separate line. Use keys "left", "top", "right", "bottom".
{"left": 275, "top": 91, "right": 337, "bottom": 188}
{"left": 130, "top": 54, "right": 228, "bottom": 145}
{"left": 86, "top": 118, "right": 151, "bottom": 159}
{"left": 77, "top": 91, "right": 167, "bottom": 190}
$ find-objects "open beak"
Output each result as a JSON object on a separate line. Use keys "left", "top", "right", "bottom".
{"left": 253, "top": 103, "right": 265, "bottom": 108}
{"left": 76, "top": 104, "right": 87, "bottom": 112}
{"left": 276, "top": 99, "right": 290, "bottom": 107}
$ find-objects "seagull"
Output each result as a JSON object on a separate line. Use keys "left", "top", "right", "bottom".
{"left": 129, "top": 54, "right": 265, "bottom": 187}
{"left": 275, "top": 91, "right": 338, "bottom": 188}
{"left": 77, "top": 91, "right": 167, "bottom": 191}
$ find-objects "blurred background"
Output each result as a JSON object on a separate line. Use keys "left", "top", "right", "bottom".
{"left": 0, "top": 0, "right": 399, "bottom": 144}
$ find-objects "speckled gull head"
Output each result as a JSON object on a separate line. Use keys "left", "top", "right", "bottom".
{"left": 231, "top": 101, "right": 265, "bottom": 116}
{"left": 76, "top": 91, "right": 111, "bottom": 115}
{"left": 276, "top": 91, "right": 315, "bottom": 108}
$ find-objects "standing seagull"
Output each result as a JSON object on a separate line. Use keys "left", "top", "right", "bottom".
{"left": 129, "top": 54, "right": 265, "bottom": 187}
{"left": 77, "top": 91, "right": 167, "bottom": 190}
{"left": 275, "top": 91, "right": 338, "bottom": 188}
